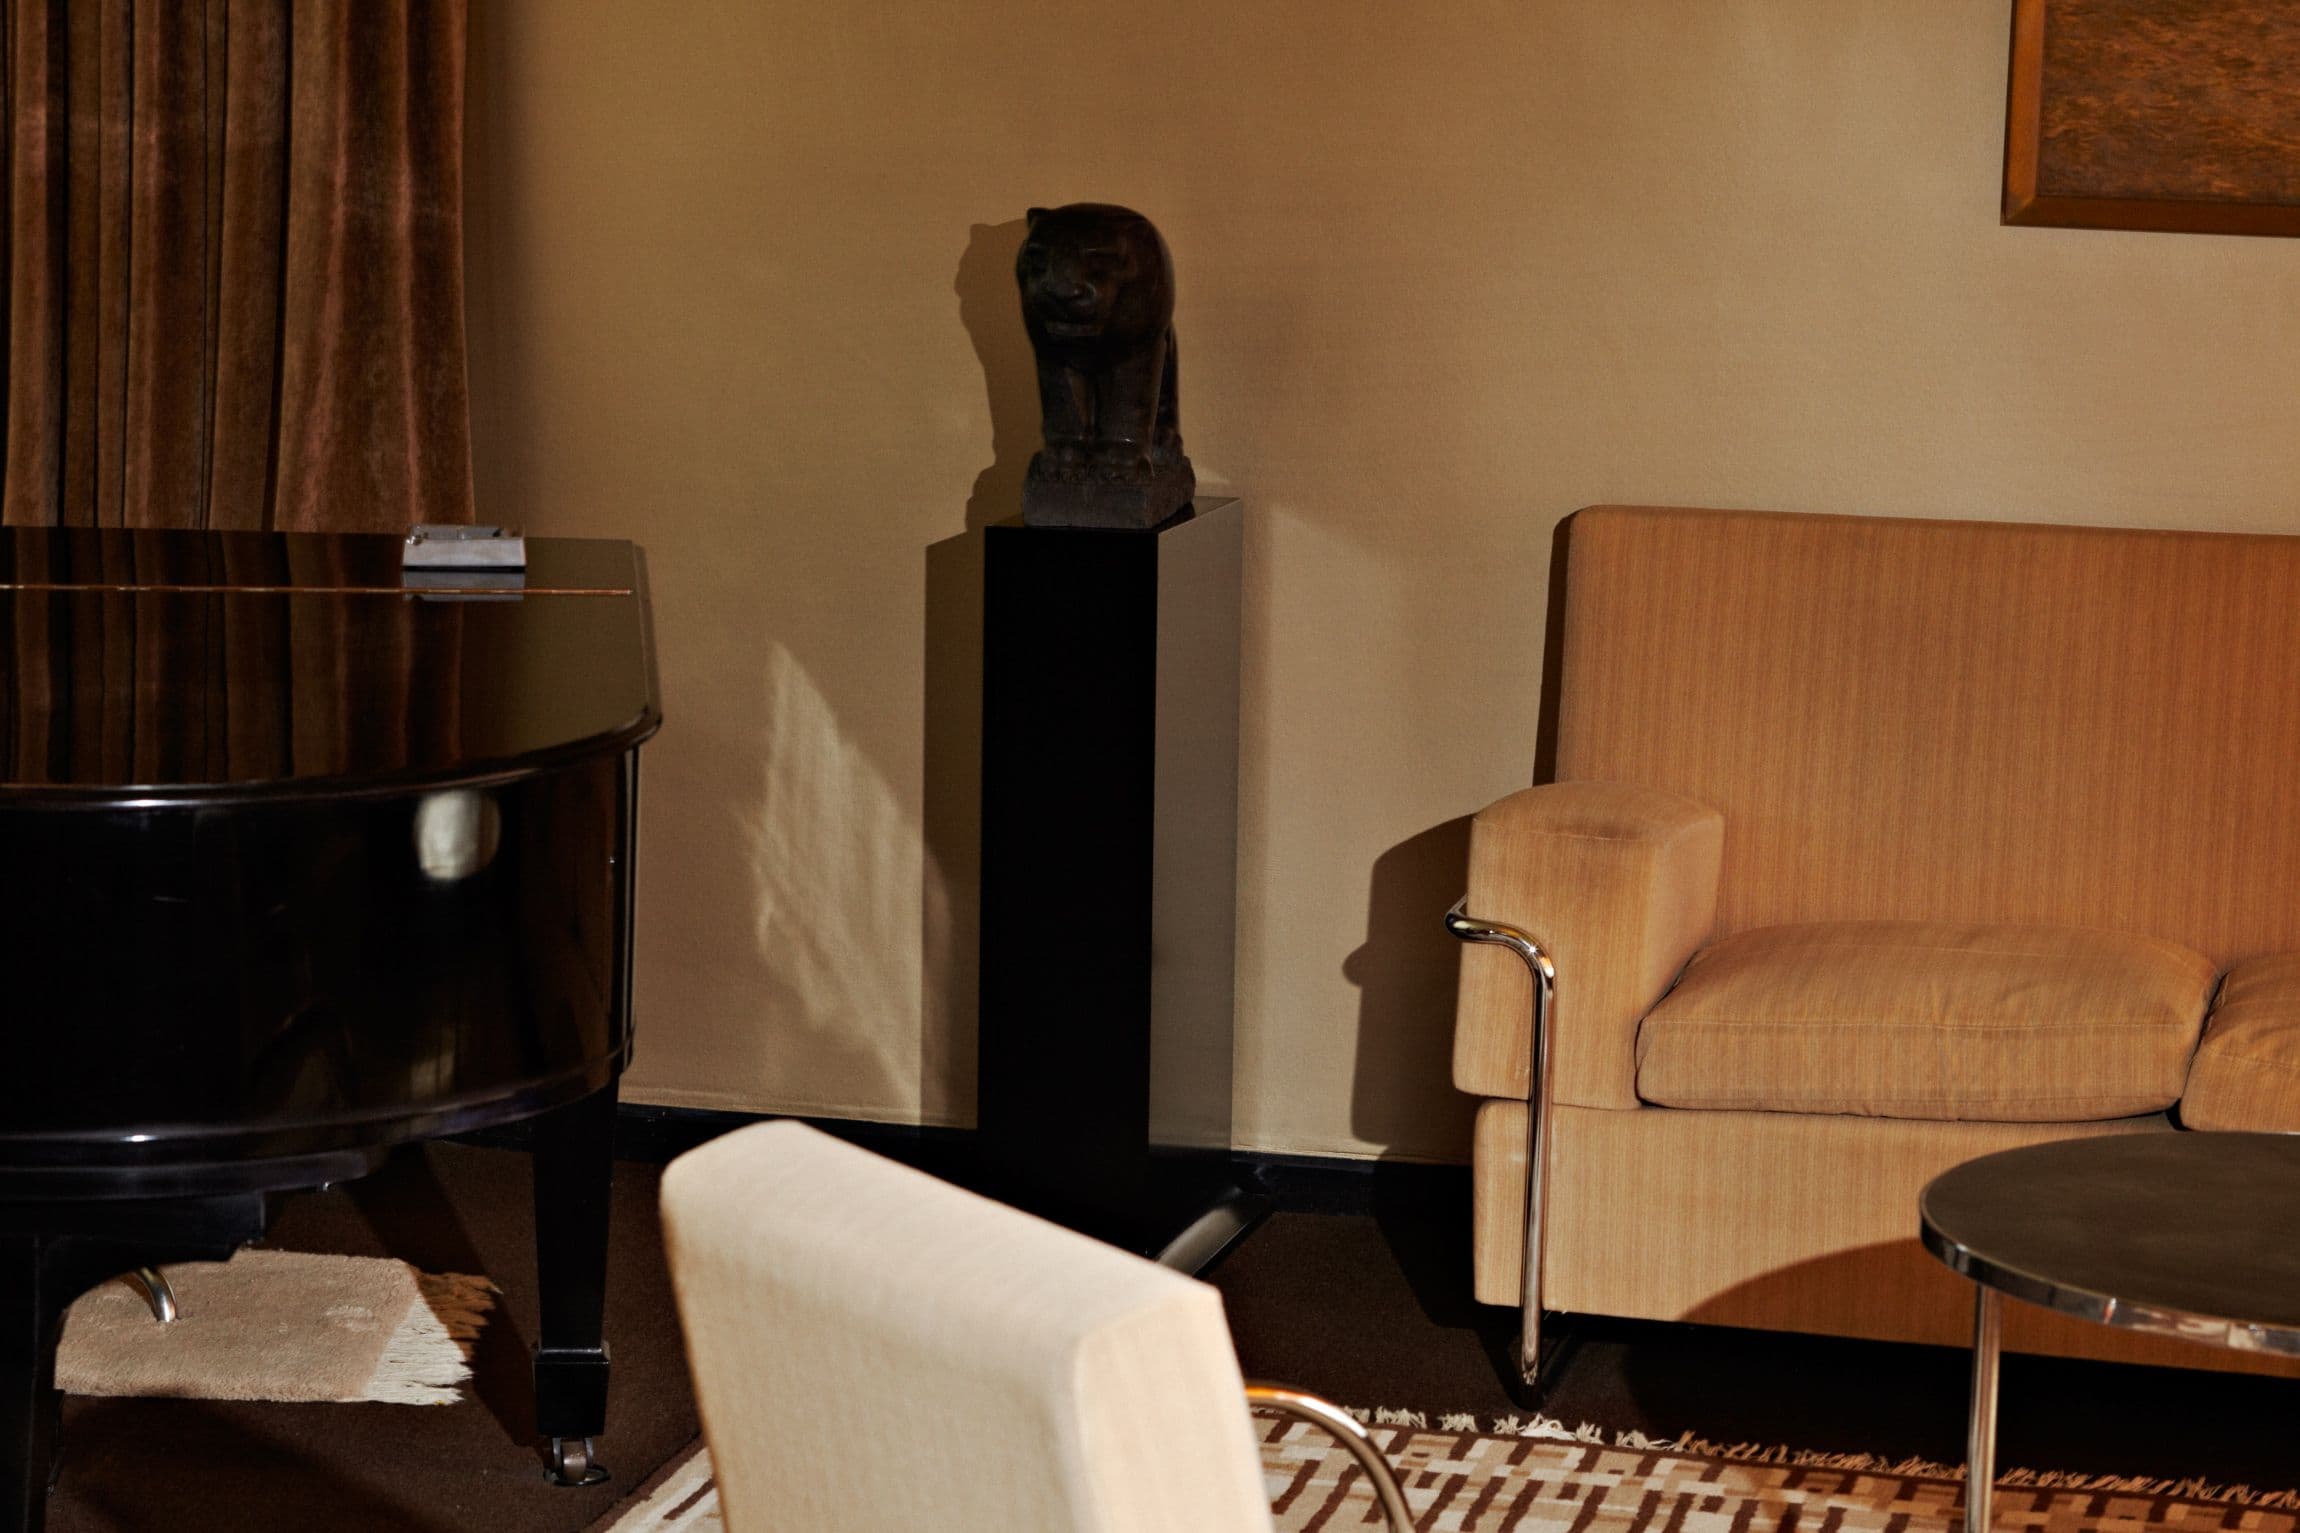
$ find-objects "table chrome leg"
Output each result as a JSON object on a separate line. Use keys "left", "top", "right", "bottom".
{"left": 1965, "top": 1287, "right": 2001, "bottom": 1533}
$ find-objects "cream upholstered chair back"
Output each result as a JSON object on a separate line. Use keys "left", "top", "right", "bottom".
{"left": 661, "top": 1120, "right": 1276, "bottom": 1533}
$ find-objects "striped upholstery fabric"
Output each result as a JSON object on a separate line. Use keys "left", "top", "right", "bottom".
{"left": 1454, "top": 782, "right": 1723, "bottom": 1106}
{"left": 1452, "top": 507, "right": 2300, "bottom": 1366}
{"left": 1634, "top": 921, "right": 2216, "bottom": 1120}
{"left": 1467, "top": 1098, "right": 2300, "bottom": 1378}
{"left": 1557, "top": 507, "right": 2300, "bottom": 964}
{"left": 2182, "top": 952, "right": 2300, "bottom": 1132}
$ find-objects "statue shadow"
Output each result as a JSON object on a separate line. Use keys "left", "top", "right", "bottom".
{"left": 956, "top": 219, "right": 1036, "bottom": 533}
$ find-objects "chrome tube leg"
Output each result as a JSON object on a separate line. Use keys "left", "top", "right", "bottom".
{"left": 1244, "top": 1385, "right": 1413, "bottom": 1533}
{"left": 122, "top": 1268, "right": 177, "bottom": 1325}
{"left": 1964, "top": 1287, "right": 2001, "bottom": 1533}
{"left": 1445, "top": 899, "right": 1557, "bottom": 1392}
{"left": 1517, "top": 962, "right": 1553, "bottom": 1387}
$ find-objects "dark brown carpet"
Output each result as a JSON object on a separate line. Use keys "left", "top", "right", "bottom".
{"left": 1206, "top": 1167, "right": 2300, "bottom": 1494}
{"left": 38, "top": 1142, "right": 2300, "bottom": 1528}
{"left": 44, "top": 1144, "right": 697, "bottom": 1533}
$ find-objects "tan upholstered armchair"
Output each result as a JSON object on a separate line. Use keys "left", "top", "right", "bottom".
{"left": 1449, "top": 780, "right": 1722, "bottom": 1382}
{"left": 1451, "top": 506, "right": 2300, "bottom": 1391}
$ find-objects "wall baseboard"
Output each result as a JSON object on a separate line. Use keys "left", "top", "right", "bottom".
{"left": 454, "top": 1102, "right": 1464, "bottom": 1220}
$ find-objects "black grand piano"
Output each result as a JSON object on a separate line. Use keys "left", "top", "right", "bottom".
{"left": 0, "top": 526, "right": 659, "bottom": 1531}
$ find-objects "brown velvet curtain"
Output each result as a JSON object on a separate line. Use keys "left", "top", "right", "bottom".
{"left": 0, "top": 0, "right": 472, "bottom": 532}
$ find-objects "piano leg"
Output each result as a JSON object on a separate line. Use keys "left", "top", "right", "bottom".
{"left": 531, "top": 1078, "right": 618, "bottom": 1486}
{"left": 0, "top": 1236, "right": 72, "bottom": 1533}
{"left": 0, "top": 1198, "right": 260, "bottom": 1533}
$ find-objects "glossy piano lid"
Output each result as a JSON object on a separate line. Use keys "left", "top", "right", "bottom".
{"left": 0, "top": 528, "right": 660, "bottom": 804}
{"left": 0, "top": 525, "right": 642, "bottom": 594}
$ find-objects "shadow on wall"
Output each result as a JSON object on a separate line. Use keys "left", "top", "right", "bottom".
{"left": 956, "top": 219, "right": 1036, "bottom": 533}
{"left": 1339, "top": 519, "right": 1573, "bottom": 1160}
{"left": 917, "top": 217, "right": 1032, "bottom": 1123}
{"left": 1343, "top": 816, "right": 1478, "bottom": 1158}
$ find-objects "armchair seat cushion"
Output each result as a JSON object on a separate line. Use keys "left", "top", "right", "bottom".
{"left": 1635, "top": 922, "right": 2216, "bottom": 1121}
{"left": 2181, "top": 952, "right": 2300, "bottom": 1132}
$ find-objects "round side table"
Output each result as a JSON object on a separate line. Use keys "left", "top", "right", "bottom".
{"left": 1920, "top": 1132, "right": 2300, "bottom": 1533}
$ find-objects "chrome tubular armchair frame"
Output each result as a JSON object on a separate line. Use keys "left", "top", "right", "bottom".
{"left": 1244, "top": 1384, "right": 1413, "bottom": 1530}
{"left": 1445, "top": 898, "right": 1556, "bottom": 1389}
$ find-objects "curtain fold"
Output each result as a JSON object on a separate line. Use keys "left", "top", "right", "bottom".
{"left": 1, "top": 0, "right": 472, "bottom": 533}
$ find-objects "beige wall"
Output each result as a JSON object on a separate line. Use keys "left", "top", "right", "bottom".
{"left": 463, "top": 1, "right": 2300, "bottom": 1162}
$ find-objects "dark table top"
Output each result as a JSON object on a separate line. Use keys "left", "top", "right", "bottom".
{"left": 1920, "top": 1131, "right": 2300, "bottom": 1355}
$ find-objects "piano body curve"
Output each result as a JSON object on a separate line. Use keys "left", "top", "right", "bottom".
{"left": 0, "top": 528, "right": 659, "bottom": 1528}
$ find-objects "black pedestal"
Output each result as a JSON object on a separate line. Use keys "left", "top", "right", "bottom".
{"left": 976, "top": 498, "right": 1264, "bottom": 1267}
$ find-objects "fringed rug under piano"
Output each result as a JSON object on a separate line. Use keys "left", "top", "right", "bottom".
{"left": 57, "top": 1249, "right": 494, "bottom": 1406}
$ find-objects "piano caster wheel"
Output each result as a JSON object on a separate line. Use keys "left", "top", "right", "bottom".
{"left": 546, "top": 1437, "right": 609, "bottom": 1487}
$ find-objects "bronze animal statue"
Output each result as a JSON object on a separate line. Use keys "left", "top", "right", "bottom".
{"left": 1015, "top": 203, "right": 1195, "bottom": 529}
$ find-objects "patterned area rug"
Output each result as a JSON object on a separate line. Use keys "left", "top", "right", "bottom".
{"left": 591, "top": 1408, "right": 2300, "bottom": 1531}
{"left": 57, "top": 1249, "right": 495, "bottom": 1406}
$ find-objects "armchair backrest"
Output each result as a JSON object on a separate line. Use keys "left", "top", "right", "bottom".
{"left": 660, "top": 1121, "right": 1274, "bottom": 1533}
{"left": 1555, "top": 505, "right": 2300, "bottom": 968}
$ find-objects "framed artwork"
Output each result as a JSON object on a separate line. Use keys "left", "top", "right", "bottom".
{"left": 2004, "top": 0, "right": 2300, "bottom": 236}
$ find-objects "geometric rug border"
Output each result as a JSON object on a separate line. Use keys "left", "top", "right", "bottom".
{"left": 587, "top": 1408, "right": 2300, "bottom": 1533}
{"left": 1338, "top": 1406, "right": 2300, "bottom": 1509}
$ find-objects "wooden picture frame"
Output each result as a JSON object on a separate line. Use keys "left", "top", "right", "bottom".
{"left": 2003, "top": 0, "right": 2300, "bottom": 236}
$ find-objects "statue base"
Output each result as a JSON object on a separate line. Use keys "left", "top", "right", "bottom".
{"left": 1020, "top": 457, "right": 1196, "bottom": 531}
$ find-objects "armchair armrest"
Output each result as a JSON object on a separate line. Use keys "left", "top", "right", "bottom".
{"left": 1453, "top": 781, "right": 1723, "bottom": 1110}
